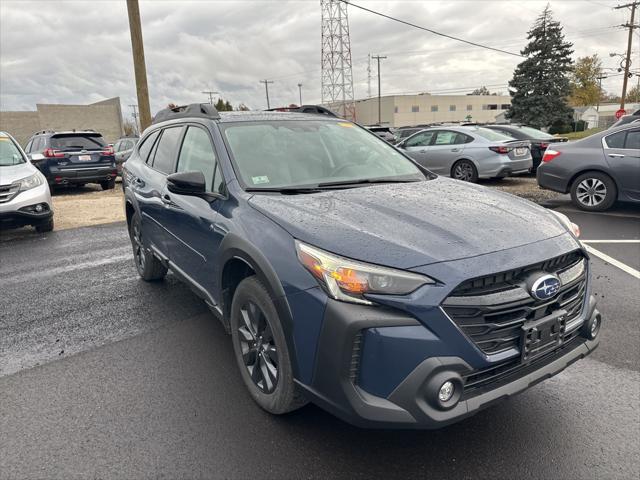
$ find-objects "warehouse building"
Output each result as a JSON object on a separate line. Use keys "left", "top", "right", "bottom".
{"left": 346, "top": 94, "right": 513, "bottom": 127}
{"left": 0, "top": 97, "right": 124, "bottom": 147}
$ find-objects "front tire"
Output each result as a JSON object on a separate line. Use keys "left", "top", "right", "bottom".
{"left": 35, "top": 217, "right": 54, "bottom": 233}
{"left": 230, "top": 276, "right": 307, "bottom": 414}
{"left": 451, "top": 160, "right": 479, "bottom": 183}
{"left": 128, "top": 211, "right": 167, "bottom": 281}
{"left": 570, "top": 172, "right": 617, "bottom": 211}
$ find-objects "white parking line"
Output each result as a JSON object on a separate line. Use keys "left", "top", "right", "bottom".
{"left": 583, "top": 244, "right": 640, "bottom": 280}
{"left": 582, "top": 240, "right": 640, "bottom": 244}
{"left": 556, "top": 208, "right": 640, "bottom": 219}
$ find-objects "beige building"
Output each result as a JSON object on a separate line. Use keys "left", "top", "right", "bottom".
{"left": 348, "top": 94, "right": 512, "bottom": 127}
{"left": 0, "top": 97, "right": 124, "bottom": 147}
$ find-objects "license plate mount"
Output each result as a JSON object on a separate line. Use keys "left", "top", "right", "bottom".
{"left": 515, "top": 147, "right": 526, "bottom": 156}
{"left": 521, "top": 309, "right": 567, "bottom": 363}
{"left": 78, "top": 154, "right": 92, "bottom": 161}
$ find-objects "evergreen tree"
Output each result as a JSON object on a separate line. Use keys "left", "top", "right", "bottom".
{"left": 506, "top": 5, "right": 574, "bottom": 129}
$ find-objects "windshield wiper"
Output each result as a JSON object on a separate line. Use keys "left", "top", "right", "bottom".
{"left": 317, "top": 177, "right": 422, "bottom": 188}
{"left": 245, "top": 187, "right": 324, "bottom": 194}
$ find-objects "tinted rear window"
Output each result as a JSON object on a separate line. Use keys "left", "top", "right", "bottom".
{"left": 473, "top": 128, "right": 514, "bottom": 142}
{"left": 50, "top": 134, "right": 106, "bottom": 150}
{"left": 151, "top": 127, "right": 183, "bottom": 174}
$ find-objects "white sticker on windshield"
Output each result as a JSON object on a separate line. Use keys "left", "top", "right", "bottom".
{"left": 252, "top": 175, "right": 270, "bottom": 184}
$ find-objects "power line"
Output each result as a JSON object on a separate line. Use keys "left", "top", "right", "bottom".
{"left": 340, "top": 0, "right": 524, "bottom": 57}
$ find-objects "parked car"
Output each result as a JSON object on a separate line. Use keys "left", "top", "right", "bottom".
{"left": 397, "top": 126, "right": 532, "bottom": 182}
{"left": 608, "top": 108, "right": 640, "bottom": 129}
{"left": 24, "top": 130, "right": 117, "bottom": 190}
{"left": 123, "top": 103, "right": 600, "bottom": 429}
{"left": 484, "top": 124, "right": 568, "bottom": 172}
{"left": 0, "top": 131, "right": 54, "bottom": 232}
{"left": 365, "top": 125, "right": 397, "bottom": 143}
{"left": 113, "top": 136, "right": 139, "bottom": 175}
{"left": 537, "top": 124, "right": 640, "bottom": 211}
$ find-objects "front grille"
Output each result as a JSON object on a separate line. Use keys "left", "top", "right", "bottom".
{"left": 0, "top": 183, "right": 20, "bottom": 203}
{"left": 443, "top": 251, "right": 587, "bottom": 356}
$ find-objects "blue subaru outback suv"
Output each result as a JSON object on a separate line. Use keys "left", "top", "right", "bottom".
{"left": 122, "top": 104, "right": 601, "bottom": 428}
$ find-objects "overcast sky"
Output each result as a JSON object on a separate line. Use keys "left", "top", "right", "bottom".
{"left": 1, "top": 0, "right": 636, "bottom": 118}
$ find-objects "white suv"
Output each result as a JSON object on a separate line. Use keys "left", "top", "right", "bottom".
{"left": 0, "top": 131, "right": 54, "bottom": 232}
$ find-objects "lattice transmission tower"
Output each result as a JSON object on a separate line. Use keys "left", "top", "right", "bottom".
{"left": 320, "top": 0, "right": 356, "bottom": 121}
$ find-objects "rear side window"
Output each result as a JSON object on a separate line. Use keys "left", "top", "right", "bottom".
{"left": 151, "top": 127, "right": 183, "bottom": 174}
{"left": 176, "top": 126, "right": 217, "bottom": 191}
{"left": 434, "top": 131, "right": 465, "bottom": 145}
{"left": 625, "top": 129, "right": 639, "bottom": 150}
{"left": 50, "top": 134, "right": 106, "bottom": 150}
{"left": 604, "top": 131, "right": 626, "bottom": 148}
{"left": 137, "top": 131, "right": 160, "bottom": 163}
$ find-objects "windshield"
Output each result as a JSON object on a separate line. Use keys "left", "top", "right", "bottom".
{"left": 0, "top": 135, "right": 26, "bottom": 166}
{"left": 473, "top": 128, "right": 516, "bottom": 142}
{"left": 50, "top": 134, "right": 106, "bottom": 150}
{"left": 221, "top": 120, "right": 426, "bottom": 189}
{"left": 517, "top": 126, "right": 555, "bottom": 139}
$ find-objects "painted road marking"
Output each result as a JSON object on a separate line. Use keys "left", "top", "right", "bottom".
{"left": 581, "top": 240, "right": 640, "bottom": 244}
{"left": 556, "top": 208, "right": 640, "bottom": 219}
{"left": 583, "top": 244, "right": 640, "bottom": 280}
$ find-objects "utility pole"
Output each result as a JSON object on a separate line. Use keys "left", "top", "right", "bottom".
{"left": 202, "top": 90, "right": 219, "bottom": 105}
{"left": 372, "top": 55, "right": 387, "bottom": 124}
{"left": 260, "top": 80, "right": 274, "bottom": 109}
{"left": 126, "top": 0, "right": 152, "bottom": 131}
{"left": 614, "top": 1, "right": 639, "bottom": 110}
{"left": 367, "top": 54, "right": 372, "bottom": 98}
{"left": 297, "top": 83, "right": 303, "bottom": 106}
{"left": 128, "top": 104, "right": 139, "bottom": 135}
{"left": 596, "top": 75, "right": 607, "bottom": 113}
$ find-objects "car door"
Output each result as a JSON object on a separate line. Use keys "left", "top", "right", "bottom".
{"left": 401, "top": 130, "right": 435, "bottom": 167}
{"left": 603, "top": 128, "right": 640, "bottom": 201}
{"left": 427, "top": 130, "right": 468, "bottom": 175}
{"left": 162, "top": 125, "right": 224, "bottom": 299}
{"left": 136, "top": 126, "right": 184, "bottom": 258}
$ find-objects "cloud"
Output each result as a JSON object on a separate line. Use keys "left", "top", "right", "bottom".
{"left": 0, "top": 0, "right": 630, "bottom": 117}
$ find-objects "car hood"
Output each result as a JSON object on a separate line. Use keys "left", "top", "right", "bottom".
{"left": 0, "top": 162, "right": 37, "bottom": 185}
{"left": 248, "top": 177, "right": 568, "bottom": 269}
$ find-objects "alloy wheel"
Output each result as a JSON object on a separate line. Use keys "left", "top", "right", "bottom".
{"left": 576, "top": 178, "right": 607, "bottom": 207}
{"left": 238, "top": 301, "right": 279, "bottom": 393}
{"left": 131, "top": 221, "right": 145, "bottom": 270}
{"left": 453, "top": 162, "right": 474, "bottom": 181}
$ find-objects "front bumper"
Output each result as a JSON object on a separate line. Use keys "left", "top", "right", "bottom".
{"left": 0, "top": 182, "right": 53, "bottom": 229}
{"left": 299, "top": 296, "right": 600, "bottom": 429}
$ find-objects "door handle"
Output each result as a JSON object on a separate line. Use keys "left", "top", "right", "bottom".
{"left": 608, "top": 153, "right": 624, "bottom": 158}
{"left": 161, "top": 193, "right": 172, "bottom": 204}
{"left": 451, "top": 148, "right": 461, "bottom": 152}
{"left": 419, "top": 149, "right": 427, "bottom": 153}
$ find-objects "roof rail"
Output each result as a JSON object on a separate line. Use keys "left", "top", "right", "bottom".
{"left": 152, "top": 103, "right": 220, "bottom": 124}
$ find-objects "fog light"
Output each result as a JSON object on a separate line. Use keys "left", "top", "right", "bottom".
{"left": 590, "top": 316, "right": 600, "bottom": 339}
{"left": 438, "top": 381, "right": 455, "bottom": 403}
{"left": 35, "top": 204, "right": 43, "bottom": 213}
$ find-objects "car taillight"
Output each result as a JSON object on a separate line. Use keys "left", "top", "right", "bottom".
{"left": 489, "top": 146, "right": 511, "bottom": 154}
{"left": 43, "top": 148, "right": 64, "bottom": 158}
{"left": 101, "top": 145, "right": 114, "bottom": 155}
{"left": 542, "top": 149, "right": 561, "bottom": 163}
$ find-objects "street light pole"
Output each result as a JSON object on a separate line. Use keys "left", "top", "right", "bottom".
{"left": 372, "top": 55, "right": 387, "bottom": 124}
{"left": 260, "top": 80, "right": 274, "bottom": 109}
{"left": 126, "top": 0, "right": 152, "bottom": 131}
{"left": 297, "top": 83, "right": 303, "bottom": 106}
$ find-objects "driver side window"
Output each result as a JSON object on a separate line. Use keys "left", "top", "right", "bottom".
{"left": 176, "top": 126, "right": 219, "bottom": 192}
{"left": 406, "top": 131, "right": 434, "bottom": 147}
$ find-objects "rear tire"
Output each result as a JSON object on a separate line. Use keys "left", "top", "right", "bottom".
{"left": 570, "top": 172, "right": 617, "bottom": 212}
{"left": 129, "top": 211, "right": 167, "bottom": 281}
{"left": 451, "top": 160, "right": 479, "bottom": 183}
{"left": 35, "top": 218, "right": 54, "bottom": 233}
{"left": 230, "top": 276, "right": 307, "bottom": 414}
{"left": 101, "top": 178, "right": 116, "bottom": 190}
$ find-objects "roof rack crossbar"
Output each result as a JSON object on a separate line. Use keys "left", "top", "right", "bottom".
{"left": 152, "top": 103, "right": 221, "bottom": 124}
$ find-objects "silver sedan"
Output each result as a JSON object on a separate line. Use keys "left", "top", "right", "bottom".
{"left": 397, "top": 126, "right": 532, "bottom": 182}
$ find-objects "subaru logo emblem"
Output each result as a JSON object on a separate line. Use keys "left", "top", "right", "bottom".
{"left": 531, "top": 274, "right": 561, "bottom": 300}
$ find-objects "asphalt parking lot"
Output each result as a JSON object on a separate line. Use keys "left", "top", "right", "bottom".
{"left": 1, "top": 200, "right": 639, "bottom": 479}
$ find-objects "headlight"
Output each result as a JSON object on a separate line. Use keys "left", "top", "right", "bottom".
{"left": 15, "top": 173, "right": 44, "bottom": 191}
{"left": 296, "top": 241, "right": 434, "bottom": 305}
{"left": 550, "top": 210, "right": 580, "bottom": 238}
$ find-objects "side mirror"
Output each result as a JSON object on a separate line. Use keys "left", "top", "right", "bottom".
{"left": 29, "top": 153, "right": 45, "bottom": 162}
{"left": 167, "top": 171, "right": 206, "bottom": 196}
